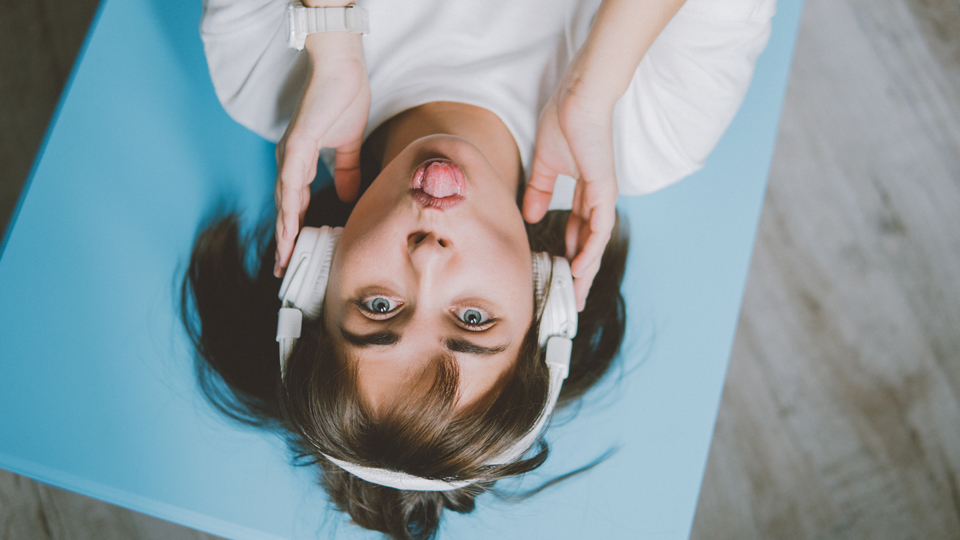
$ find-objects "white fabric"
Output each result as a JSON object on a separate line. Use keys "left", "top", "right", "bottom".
{"left": 200, "top": 0, "right": 775, "bottom": 198}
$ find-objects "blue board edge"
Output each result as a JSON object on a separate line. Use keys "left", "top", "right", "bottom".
{"left": 682, "top": 1, "right": 806, "bottom": 537}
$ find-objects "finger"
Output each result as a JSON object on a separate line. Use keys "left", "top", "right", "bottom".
{"left": 564, "top": 180, "right": 586, "bottom": 260}
{"left": 279, "top": 137, "right": 319, "bottom": 187}
{"left": 276, "top": 148, "right": 316, "bottom": 229}
{"left": 333, "top": 141, "right": 362, "bottom": 202}
{"left": 277, "top": 184, "right": 311, "bottom": 278}
{"left": 572, "top": 257, "right": 602, "bottom": 311}
{"left": 276, "top": 172, "right": 307, "bottom": 276}
{"left": 571, "top": 238, "right": 605, "bottom": 288}
{"left": 524, "top": 104, "right": 578, "bottom": 223}
{"left": 565, "top": 211, "right": 584, "bottom": 261}
{"left": 523, "top": 157, "right": 560, "bottom": 224}
{"left": 274, "top": 213, "right": 288, "bottom": 278}
{"left": 273, "top": 148, "right": 316, "bottom": 277}
{"left": 298, "top": 184, "right": 311, "bottom": 227}
{"left": 570, "top": 206, "right": 614, "bottom": 278}
{"left": 274, "top": 176, "right": 288, "bottom": 278}
{"left": 275, "top": 215, "right": 296, "bottom": 277}
{"left": 580, "top": 175, "right": 619, "bottom": 216}
{"left": 276, "top": 214, "right": 301, "bottom": 277}
{"left": 571, "top": 235, "right": 606, "bottom": 279}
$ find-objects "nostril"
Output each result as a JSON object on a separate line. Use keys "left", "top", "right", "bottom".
{"left": 437, "top": 239, "right": 446, "bottom": 247}
{"left": 412, "top": 233, "right": 427, "bottom": 244}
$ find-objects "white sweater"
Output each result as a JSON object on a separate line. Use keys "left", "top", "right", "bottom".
{"left": 200, "top": 0, "right": 775, "bottom": 197}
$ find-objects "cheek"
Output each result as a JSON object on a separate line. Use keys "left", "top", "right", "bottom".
{"left": 327, "top": 235, "right": 395, "bottom": 301}
{"left": 337, "top": 203, "right": 409, "bottom": 275}
{"left": 469, "top": 257, "right": 534, "bottom": 316}
{"left": 323, "top": 264, "right": 346, "bottom": 330}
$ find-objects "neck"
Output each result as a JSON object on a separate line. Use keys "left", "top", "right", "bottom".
{"left": 370, "top": 102, "right": 524, "bottom": 198}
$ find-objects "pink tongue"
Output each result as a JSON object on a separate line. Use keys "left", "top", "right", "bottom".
{"left": 421, "top": 162, "right": 459, "bottom": 198}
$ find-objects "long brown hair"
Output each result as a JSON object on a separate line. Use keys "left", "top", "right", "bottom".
{"left": 181, "top": 182, "right": 628, "bottom": 539}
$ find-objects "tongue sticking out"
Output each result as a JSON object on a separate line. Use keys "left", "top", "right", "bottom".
{"left": 421, "top": 161, "right": 461, "bottom": 198}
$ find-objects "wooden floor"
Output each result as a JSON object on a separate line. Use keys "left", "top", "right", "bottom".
{"left": 1, "top": 0, "right": 958, "bottom": 538}
{"left": 691, "top": 0, "right": 960, "bottom": 538}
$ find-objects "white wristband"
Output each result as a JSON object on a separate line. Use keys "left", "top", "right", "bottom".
{"left": 286, "top": 1, "right": 369, "bottom": 51}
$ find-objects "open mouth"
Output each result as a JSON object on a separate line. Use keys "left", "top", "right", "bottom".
{"left": 409, "top": 159, "right": 466, "bottom": 210}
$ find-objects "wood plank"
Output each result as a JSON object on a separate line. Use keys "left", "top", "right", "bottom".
{"left": 0, "top": 469, "right": 223, "bottom": 540}
{"left": 692, "top": 0, "right": 960, "bottom": 537}
{"left": 0, "top": 469, "right": 54, "bottom": 540}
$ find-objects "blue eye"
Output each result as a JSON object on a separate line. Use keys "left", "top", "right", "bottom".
{"left": 456, "top": 307, "right": 490, "bottom": 327}
{"left": 362, "top": 297, "right": 398, "bottom": 315}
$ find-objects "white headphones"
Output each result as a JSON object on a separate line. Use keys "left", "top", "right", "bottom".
{"left": 276, "top": 226, "right": 578, "bottom": 491}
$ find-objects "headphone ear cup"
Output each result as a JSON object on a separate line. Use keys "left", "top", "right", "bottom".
{"left": 535, "top": 253, "right": 578, "bottom": 346}
{"left": 278, "top": 226, "right": 343, "bottom": 319}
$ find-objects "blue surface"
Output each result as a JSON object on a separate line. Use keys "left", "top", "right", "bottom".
{"left": 0, "top": 1, "right": 803, "bottom": 538}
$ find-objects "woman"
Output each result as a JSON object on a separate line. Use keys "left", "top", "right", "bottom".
{"left": 186, "top": 0, "right": 774, "bottom": 538}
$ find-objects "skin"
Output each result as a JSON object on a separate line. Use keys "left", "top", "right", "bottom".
{"left": 323, "top": 103, "right": 533, "bottom": 412}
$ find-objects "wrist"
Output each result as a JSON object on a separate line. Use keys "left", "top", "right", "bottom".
{"left": 561, "top": 48, "right": 626, "bottom": 111}
{"left": 304, "top": 29, "right": 363, "bottom": 57}
{"left": 569, "top": 0, "right": 687, "bottom": 104}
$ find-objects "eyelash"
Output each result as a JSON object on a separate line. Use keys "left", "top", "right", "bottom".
{"left": 453, "top": 307, "right": 496, "bottom": 331}
{"left": 355, "top": 296, "right": 497, "bottom": 330}
{"left": 355, "top": 295, "right": 403, "bottom": 320}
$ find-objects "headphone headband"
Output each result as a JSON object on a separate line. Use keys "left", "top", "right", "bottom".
{"left": 276, "top": 226, "right": 578, "bottom": 490}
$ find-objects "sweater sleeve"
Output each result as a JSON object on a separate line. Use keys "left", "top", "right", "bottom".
{"left": 200, "top": 0, "right": 307, "bottom": 142}
{"left": 612, "top": 0, "right": 776, "bottom": 195}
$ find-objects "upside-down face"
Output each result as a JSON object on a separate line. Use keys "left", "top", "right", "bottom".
{"left": 324, "top": 134, "right": 534, "bottom": 412}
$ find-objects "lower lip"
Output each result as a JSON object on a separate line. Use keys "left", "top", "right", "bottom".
{"left": 409, "top": 159, "right": 466, "bottom": 210}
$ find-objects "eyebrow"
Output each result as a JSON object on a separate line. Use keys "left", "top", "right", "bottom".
{"left": 443, "top": 338, "right": 508, "bottom": 357}
{"left": 340, "top": 327, "right": 401, "bottom": 347}
{"left": 340, "top": 327, "right": 507, "bottom": 356}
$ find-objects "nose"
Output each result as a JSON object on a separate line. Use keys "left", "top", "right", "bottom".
{"left": 407, "top": 231, "right": 452, "bottom": 268}
{"left": 408, "top": 231, "right": 450, "bottom": 249}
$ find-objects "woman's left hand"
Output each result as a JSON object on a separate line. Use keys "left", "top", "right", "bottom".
{"left": 523, "top": 75, "right": 619, "bottom": 311}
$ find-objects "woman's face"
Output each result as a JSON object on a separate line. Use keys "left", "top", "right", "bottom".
{"left": 324, "top": 134, "right": 534, "bottom": 412}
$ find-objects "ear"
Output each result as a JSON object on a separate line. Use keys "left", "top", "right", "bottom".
{"left": 277, "top": 226, "right": 343, "bottom": 374}
{"left": 491, "top": 253, "right": 578, "bottom": 467}
{"left": 278, "top": 226, "right": 343, "bottom": 318}
{"left": 531, "top": 252, "right": 578, "bottom": 347}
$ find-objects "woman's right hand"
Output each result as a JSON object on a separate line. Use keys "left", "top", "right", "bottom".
{"left": 523, "top": 0, "right": 688, "bottom": 307}
{"left": 274, "top": 32, "right": 371, "bottom": 278}
{"left": 523, "top": 63, "right": 620, "bottom": 312}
